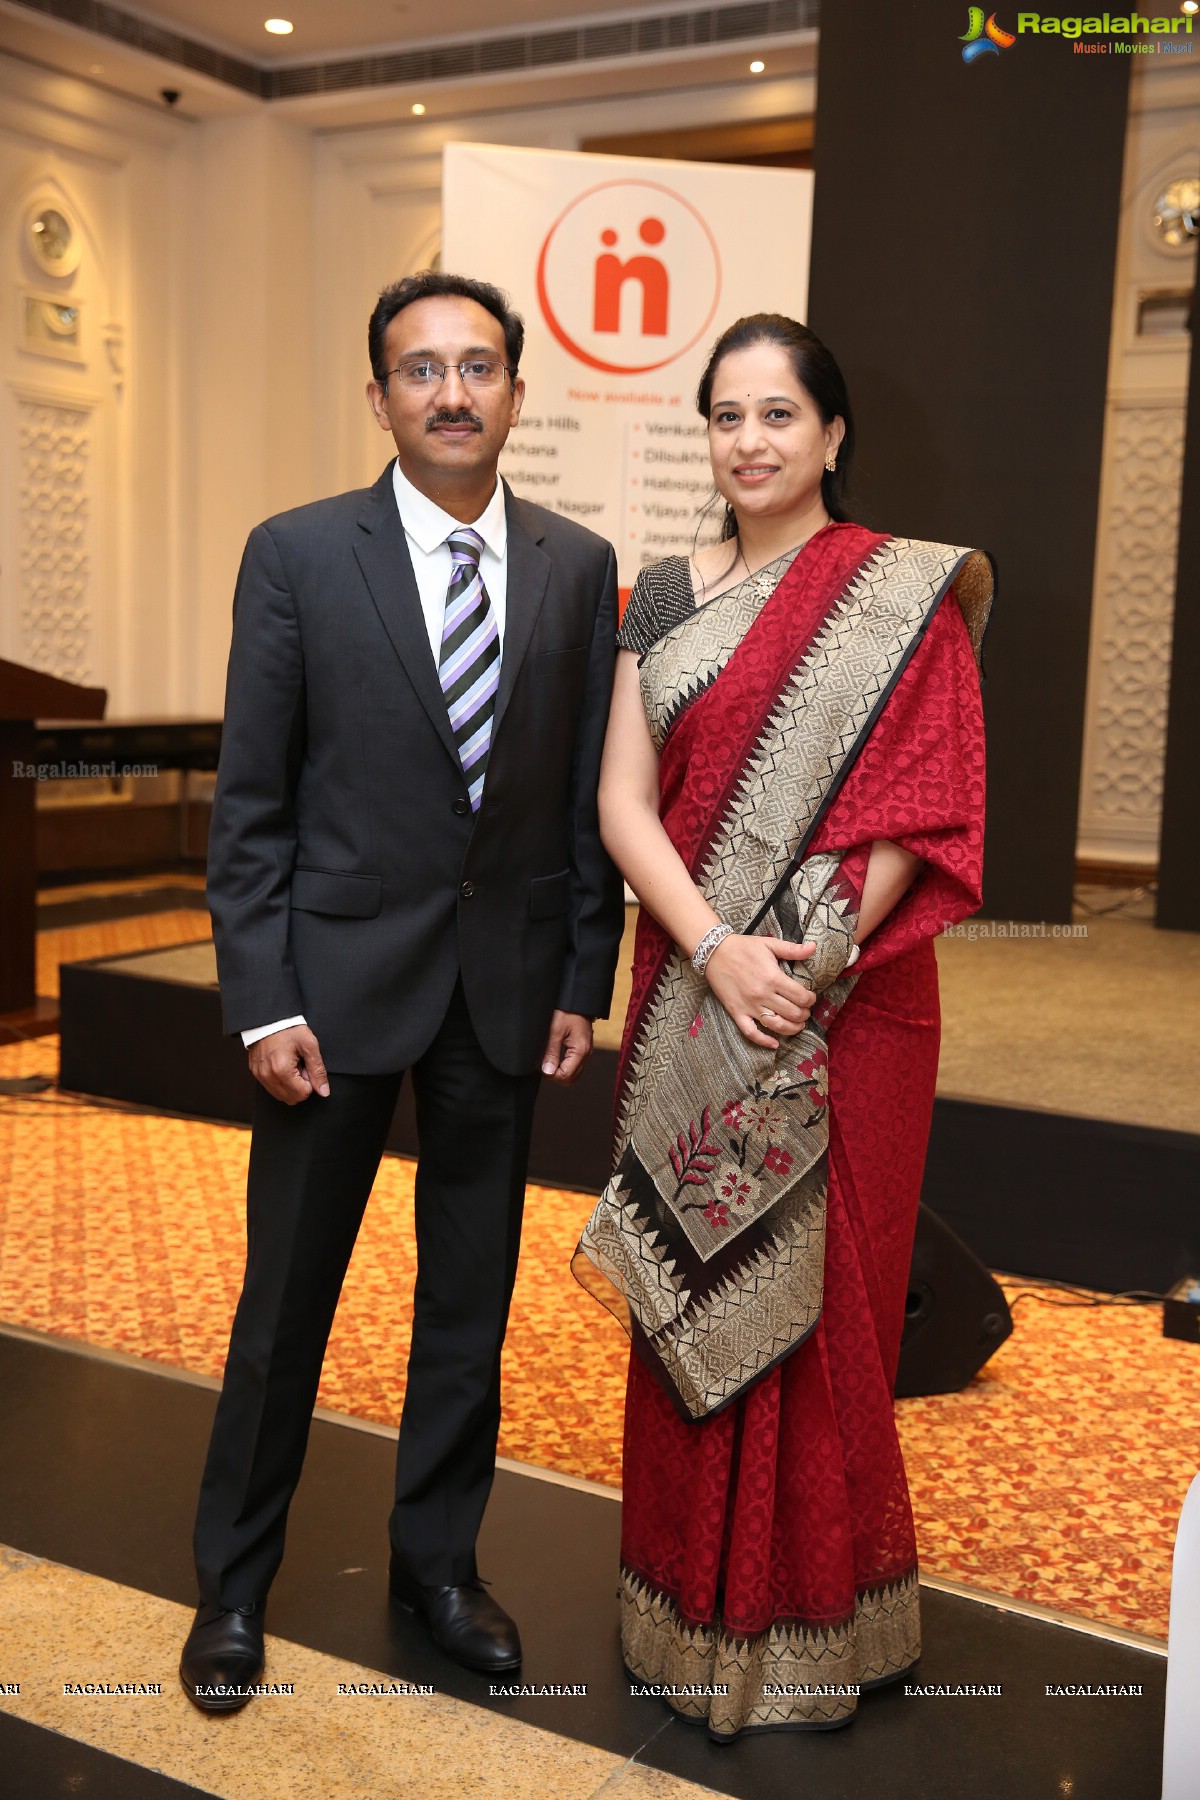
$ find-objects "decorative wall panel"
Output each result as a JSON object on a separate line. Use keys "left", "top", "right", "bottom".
{"left": 16, "top": 396, "right": 92, "bottom": 683}
{"left": 1076, "top": 65, "right": 1197, "bottom": 868}
{"left": 1083, "top": 402, "right": 1184, "bottom": 843}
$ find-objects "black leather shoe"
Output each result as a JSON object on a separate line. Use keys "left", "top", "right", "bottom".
{"left": 389, "top": 1555, "right": 521, "bottom": 1673}
{"left": 179, "top": 1601, "right": 265, "bottom": 1712}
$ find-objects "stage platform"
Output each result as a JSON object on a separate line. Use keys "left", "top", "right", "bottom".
{"left": 58, "top": 913, "right": 1200, "bottom": 1294}
{"left": 0, "top": 1326, "right": 1168, "bottom": 1799}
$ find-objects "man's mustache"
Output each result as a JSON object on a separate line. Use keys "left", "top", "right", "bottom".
{"left": 426, "top": 410, "right": 484, "bottom": 432}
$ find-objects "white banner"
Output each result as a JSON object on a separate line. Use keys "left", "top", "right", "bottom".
{"left": 442, "top": 143, "right": 814, "bottom": 591}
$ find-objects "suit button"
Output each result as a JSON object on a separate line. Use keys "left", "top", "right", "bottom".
{"left": 460, "top": 880, "right": 475, "bottom": 899}
{"left": 451, "top": 797, "right": 470, "bottom": 816}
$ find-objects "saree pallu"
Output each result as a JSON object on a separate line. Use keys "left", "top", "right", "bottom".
{"left": 576, "top": 523, "right": 992, "bottom": 1737}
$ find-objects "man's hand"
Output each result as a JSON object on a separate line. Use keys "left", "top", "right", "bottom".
{"left": 540, "top": 1010, "right": 594, "bottom": 1085}
{"left": 248, "top": 1024, "right": 331, "bottom": 1104}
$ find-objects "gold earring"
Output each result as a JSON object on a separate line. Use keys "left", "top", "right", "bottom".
{"left": 825, "top": 456, "right": 837, "bottom": 473}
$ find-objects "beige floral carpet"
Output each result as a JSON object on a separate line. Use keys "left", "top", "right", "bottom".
{"left": 0, "top": 906, "right": 1195, "bottom": 1642}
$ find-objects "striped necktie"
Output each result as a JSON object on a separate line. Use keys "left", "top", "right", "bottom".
{"left": 438, "top": 527, "right": 501, "bottom": 813}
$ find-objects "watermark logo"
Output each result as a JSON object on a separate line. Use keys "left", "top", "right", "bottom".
{"left": 941, "top": 919, "right": 1089, "bottom": 940}
{"left": 966, "top": 12, "right": 1195, "bottom": 55}
{"left": 961, "top": 7, "right": 1017, "bottom": 60}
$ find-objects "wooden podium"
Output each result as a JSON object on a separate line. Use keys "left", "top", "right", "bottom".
{"left": 0, "top": 657, "right": 107, "bottom": 1018}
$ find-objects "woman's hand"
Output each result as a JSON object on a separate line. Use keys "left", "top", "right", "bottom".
{"left": 703, "top": 935, "right": 817, "bottom": 1049}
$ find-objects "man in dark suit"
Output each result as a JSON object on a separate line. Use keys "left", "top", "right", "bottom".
{"left": 180, "top": 272, "right": 624, "bottom": 1712}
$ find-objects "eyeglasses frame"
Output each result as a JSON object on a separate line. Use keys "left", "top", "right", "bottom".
{"left": 380, "top": 356, "right": 517, "bottom": 395}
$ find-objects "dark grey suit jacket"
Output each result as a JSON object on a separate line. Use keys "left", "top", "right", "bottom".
{"left": 206, "top": 461, "right": 625, "bottom": 1075}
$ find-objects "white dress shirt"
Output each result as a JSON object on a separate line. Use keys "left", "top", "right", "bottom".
{"left": 390, "top": 458, "right": 508, "bottom": 656}
{"left": 241, "top": 463, "right": 509, "bottom": 1049}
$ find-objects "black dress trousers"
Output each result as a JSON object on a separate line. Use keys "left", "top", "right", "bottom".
{"left": 193, "top": 980, "right": 540, "bottom": 1606}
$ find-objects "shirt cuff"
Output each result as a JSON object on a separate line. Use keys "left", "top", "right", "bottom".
{"left": 241, "top": 1015, "right": 306, "bottom": 1048}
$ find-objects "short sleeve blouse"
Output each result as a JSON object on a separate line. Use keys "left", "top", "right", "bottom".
{"left": 615, "top": 557, "right": 697, "bottom": 658}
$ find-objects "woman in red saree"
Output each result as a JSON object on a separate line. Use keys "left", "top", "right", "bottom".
{"left": 574, "top": 316, "right": 993, "bottom": 1739}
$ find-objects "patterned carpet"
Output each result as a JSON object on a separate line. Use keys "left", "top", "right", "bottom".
{"left": 0, "top": 902, "right": 1196, "bottom": 1643}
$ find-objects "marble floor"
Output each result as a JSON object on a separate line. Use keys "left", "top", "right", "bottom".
{"left": 0, "top": 1329, "right": 1169, "bottom": 1800}
{"left": 2, "top": 1553, "right": 706, "bottom": 1800}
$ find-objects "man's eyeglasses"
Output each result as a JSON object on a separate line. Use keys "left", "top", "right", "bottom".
{"left": 384, "top": 357, "right": 514, "bottom": 392}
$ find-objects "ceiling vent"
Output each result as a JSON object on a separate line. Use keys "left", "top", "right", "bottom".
{"left": 10, "top": 0, "right": 818, "bottom": 100}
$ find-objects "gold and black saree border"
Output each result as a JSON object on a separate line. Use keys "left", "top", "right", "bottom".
{"left": 621, "top": 1564, "right": 921, "bottom": 1738}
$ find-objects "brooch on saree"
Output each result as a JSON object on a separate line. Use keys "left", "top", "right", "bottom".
{"left": 744, "top": 572, "right": 778, "bottom": 604}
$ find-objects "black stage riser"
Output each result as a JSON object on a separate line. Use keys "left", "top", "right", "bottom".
{"left": 57, "top": 954, "right": 606, "bottom": 1185}
{"left": 1156, "top": 265, "right": 1200, "bottom": 929}
{"left": 61, "top": 953, "right": 1200, "bottom": 1296}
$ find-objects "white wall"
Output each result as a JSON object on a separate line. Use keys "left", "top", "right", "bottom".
{"left": 188, "top": 111, "right": 317, "bottom": 712}
{"left": 0, "top": 56, "right": 319, "bottom": 717}
{"left": 0, "top": 59, "right": 189, "bottom": 712}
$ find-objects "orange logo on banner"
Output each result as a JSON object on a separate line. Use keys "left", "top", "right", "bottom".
{"left": 536, "top": 179, "right": 721, "bottom": 376}
{"left": 594, "top": 218, "right": 669, "bottom": 336}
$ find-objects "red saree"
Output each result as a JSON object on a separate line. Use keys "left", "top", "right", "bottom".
{"left": 579, "top": 522, "right": 990, "bottom": 1737}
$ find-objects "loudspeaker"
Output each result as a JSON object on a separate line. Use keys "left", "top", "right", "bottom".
{"left": 894, "top": 1204, "right": 1013, "bottom": 1398}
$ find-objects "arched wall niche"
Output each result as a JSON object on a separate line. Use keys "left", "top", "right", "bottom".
{"left": 0, "top": 164, "right": 121, "bottom": 690}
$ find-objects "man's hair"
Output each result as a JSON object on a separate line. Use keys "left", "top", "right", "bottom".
{"left": 368, "top": 272, "right": 525, "bottom": 383}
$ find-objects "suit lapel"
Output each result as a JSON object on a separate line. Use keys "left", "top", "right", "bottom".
{"left": 353, "top": 462, "right": 461, "bottom": 771}
{"left": 495, "top": 485, "right": 552, "bottom": 737}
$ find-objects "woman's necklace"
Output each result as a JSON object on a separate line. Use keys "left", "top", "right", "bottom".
{"left": 731, "top": 526, "right": 825, "bottom": 601}
{"left": 694, "top": 518, "right": 831, "bottom": 602}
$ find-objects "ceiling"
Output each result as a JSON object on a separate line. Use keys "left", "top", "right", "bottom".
{"left": 111, "top": 0, "right": 689, "bottom": 62}
{"left": 0, "top": 0, "right": 816, "bottom": 127}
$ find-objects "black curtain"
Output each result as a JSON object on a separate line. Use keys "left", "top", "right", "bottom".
{"left": 808, "top": 1, "right": 1130, "bottom": 922}
{"left": 1155, "top": 204, "right": 1200, "bottom": 932}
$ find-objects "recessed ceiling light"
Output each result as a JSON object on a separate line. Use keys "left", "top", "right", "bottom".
{"left": 411, "top": 102, "right": 426, "bottom": 115}
{"left": 264, "top": 18, "right": 294, "bottom": 34}
{"left": 1183, "top": 2, "right": 1198, "bottom": 15}
{"left": 750, "top": 58, "right": 765, "bottom": 73}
